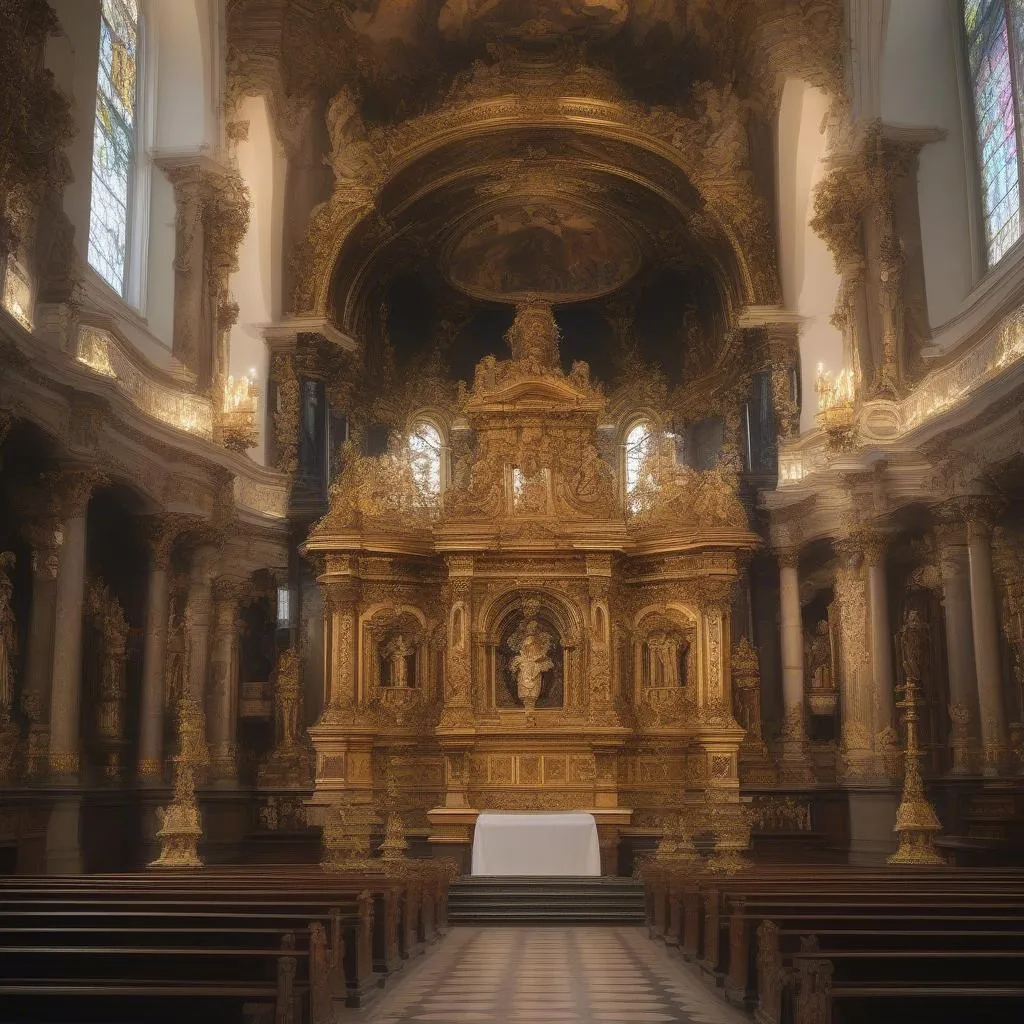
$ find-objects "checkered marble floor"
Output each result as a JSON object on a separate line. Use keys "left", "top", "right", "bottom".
{"left": 363, "top": 926, "right": 749, "bottom": 1024}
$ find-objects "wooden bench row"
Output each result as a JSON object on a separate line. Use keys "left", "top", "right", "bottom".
{"left": 0, "top": 862, "right": 456, "bottom": 1022}
{"left": 639, "top": 864, "right": 1024, "bottom": 1023}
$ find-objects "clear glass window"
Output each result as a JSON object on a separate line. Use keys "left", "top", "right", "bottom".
{"left": 625, "top": 421, "right": 656, "bottom": 496}
{"left": 408, "top": 421, "right": 443, "bottom": 500}
{"left": 87, "top": 0, "right": 139, "bottom": 295}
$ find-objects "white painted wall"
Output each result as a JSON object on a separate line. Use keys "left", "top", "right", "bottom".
{"left": 881, "top": 0, "right": 975, "bottom": 328}
{"left": 228, "top": 94, "right": 289, "bottom": 464}
{"left": 46, "top": 0, "right": 101, "bottom": 271}
{"left": 776, "top": 78, "right": 844, "bottom": 432}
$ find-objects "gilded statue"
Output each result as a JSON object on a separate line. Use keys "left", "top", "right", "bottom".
{"left": 274, "top": 648, "right": 302, "bottom": 749}
{"left": 385, "top": 635, "right": 412, "bottom": 687}
{"left": 898, "top": 608, "right": 928, "bottom": 683}
{"left": 647, "top": 630, "right": 679, "bottom": 687}
{"left": 164, "top": 606, "right": 192, "bottom": 711}
{"left": 0, "top": 552, "right": 17, "bottom": 720}
{"left": 804, "top": 619, "right": 833, "bottom": 694}
{"left": 509, "top": 618, "right": 554, "bottom": 712}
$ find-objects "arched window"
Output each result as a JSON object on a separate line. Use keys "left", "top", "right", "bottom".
{"left": 87, "top": 0, "right": 140, "bottom": 296}
{"left": 408, "top": 420, "right": 443, "bottom": 501}
{"left": 964, "top": 1, "right": 1024, "bottom": 266}
{"left": 624, "top": 420, "right": 656, "bottom": 497}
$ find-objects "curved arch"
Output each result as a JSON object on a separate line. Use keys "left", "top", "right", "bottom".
{"left": 292, "top": 106, "right": 777, "bottom": 325}
{"left": 478, "top": 586, "right": 585, "bottom": 646}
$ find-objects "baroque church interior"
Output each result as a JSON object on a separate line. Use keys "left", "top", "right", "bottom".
{"left": 2, "top": 0, "right": 1024, "bottom": 1022}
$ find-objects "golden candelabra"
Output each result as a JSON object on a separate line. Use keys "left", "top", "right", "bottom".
{"left": 815, "top": 362, "right": 856, "bottom": 450}
{"left": 219, "top": 372, "right": 259, "bottom": 452}
{"left": 889, "top": 614, "right": 945, "bottom": 865}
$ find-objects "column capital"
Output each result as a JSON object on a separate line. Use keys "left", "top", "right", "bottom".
{"left": 933, "top": 520, "right": 967, "bottom": 551}
{"left": 853, "top": 528, "right": 891, "bottom": 566}
{"left": 44, "top": 467, "right": 108, "bottom": 519}
{"left": 938, "top": 496, "right": 1003, "bottom": 540}
{"left": 775, "top": 547, "right": 800, "bottom": 570}
{"left": 212, "top": 574, "right": 250, "bottom": 605}
{"left": 139, "top": 513, "right": 196, "bottom": 570}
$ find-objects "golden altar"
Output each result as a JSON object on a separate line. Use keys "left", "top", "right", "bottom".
{"left": 303, "top": 303, "right": 760, "bottom": 871}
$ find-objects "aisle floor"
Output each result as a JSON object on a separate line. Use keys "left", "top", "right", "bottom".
{"left": 364, "top": 926, "right": 750, "bottom": 1024}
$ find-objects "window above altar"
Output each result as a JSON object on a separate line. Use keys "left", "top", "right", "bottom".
{"left": 408, "top": 419, "right": 444, "bottom": 503}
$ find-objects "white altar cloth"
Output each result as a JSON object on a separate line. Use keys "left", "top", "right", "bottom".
{"left": 471, "top": 812, "right": 601, "bottom": 876}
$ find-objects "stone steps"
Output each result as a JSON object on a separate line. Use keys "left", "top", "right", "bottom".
{"left": 448, "top": 876, "right": 645, "bottom": 924}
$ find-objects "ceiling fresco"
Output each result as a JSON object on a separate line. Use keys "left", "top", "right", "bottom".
{"left": 445, "top": 198, "right": 642, "bottom": 303}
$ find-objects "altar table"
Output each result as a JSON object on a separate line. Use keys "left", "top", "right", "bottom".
{"left": 471, "top": 811, "right": 601, "bottom": 876}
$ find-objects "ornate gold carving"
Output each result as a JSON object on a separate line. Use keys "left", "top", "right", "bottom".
{"left": 272, "top": 352, "right": 300, "bottom": 476}
{"left": 75, "top": 326, "right": 215, "bottom": 438}
{"left": 149, "top": 693, "right": 204, "bottom": 868}
{"left": 259, "top": 648, "right": 313, "bottom": 787}
{"left": 85, "top": 578, "right": 129, "bottom": 777}
{"left": 321, "top": 795, "right": 380, "bottom": 871}
{"left": 749, "top": 797, "right": 812, "bottom": 833}
{"left": 888, "top": 610, "right": 944, "bottom": 865}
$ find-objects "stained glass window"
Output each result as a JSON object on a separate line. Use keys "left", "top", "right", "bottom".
{"left": 965, "top": 0, "right": 1024, "bottom": 265}
{"left": 409, "top": 421, "right": 443, "bottom": 501}
{"left": 87, "top": 0, "right": 139, "bottom": 295}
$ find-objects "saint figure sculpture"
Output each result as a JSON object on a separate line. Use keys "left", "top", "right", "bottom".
{"left": 510, "top": 618, "right": 554, "bottom": 712}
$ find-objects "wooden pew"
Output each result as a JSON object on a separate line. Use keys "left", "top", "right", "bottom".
{"left": 0, "top": 929, "right": 326, "bottom": 1024}
{"left": 0, "top": 893, "right": 376, "bottom": 1008}
{"left": 786, "top": 938, "right": 1024, "bottom": 1024}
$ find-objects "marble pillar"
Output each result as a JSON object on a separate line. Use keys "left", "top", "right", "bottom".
{"left": 47, "top": 470, "right": 101, "bottom": 779}
{"left": 137, "top": 517, "right": 177, "bottom": 782}
{"left": 777, "top": 550, "right": 814, "bottom": 782}
{"left": 209, "top": 576, "right": 246, "bottom": 783}
{"left": 864, "top": 532, "right": 897, "bottom": 776}
{"left": 936, "top": 524, "right": 980, "bottom": 774}
{"left": 964, "top": 503, "right": 1010, "bottom": 774}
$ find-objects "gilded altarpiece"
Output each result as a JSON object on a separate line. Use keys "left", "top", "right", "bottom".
{"left": 303, "top": 306, "right": 759, "bottom": 866}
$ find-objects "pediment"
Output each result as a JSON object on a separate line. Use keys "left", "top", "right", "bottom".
{"left": 465, "top": 372, "right": 605, "bottom": 416}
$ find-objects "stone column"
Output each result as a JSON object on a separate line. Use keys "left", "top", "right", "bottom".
{"left": 47, "top": 469, "right": 103, "bottom": 779}
{"left": 864, "top": 532, "right": 897, "bottom": 776}
{"left": 964, "top": 501, "right": 1010, "bottom": 774}
{"left": 137, "top": 517, "right": 177, "bottom": 782}
{"left": 208, "top": 576, "right": 247, "bottom": 783}
{"left": 160, "top": 161, "right": 209, "bottom": 384}
{"left": 936, "top": 523, "right": 980, "bottom": 774}
{"left": 185, "top": 544, "right": 217, "bottom": 702}
{"left": 18, "top": 512, "right": 62, "bottom": 776}
{"left": 777, "top": 549, "right": 814, "bottom": 781}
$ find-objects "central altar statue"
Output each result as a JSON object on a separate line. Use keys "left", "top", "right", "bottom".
{"left": 303, "top": 302, "right": 760, "bottom": 872}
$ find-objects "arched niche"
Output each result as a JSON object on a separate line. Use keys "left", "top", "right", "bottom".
{"left": 479, "top": 589, "right": 584, "bottom": 713}
{"left": 359, "top": 603, "right": 430, "bottom": 701}
{"left": 632, "top": 605, "right": 699, "bottom": 729}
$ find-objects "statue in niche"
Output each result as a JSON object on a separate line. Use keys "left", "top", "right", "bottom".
{"left": 164, "top": 606, "right": 192, "bottom": 711}
{"left": 384, "top": 635, "right": 413, "bottom": 688}
{"left": 510, "top": 619, "right": 554, "bottom": 712}
{"left": 0, "top": 552, "right": 17, "bottom": 720}
{"left": 500, "top": 611, "right": 563, "bottom": 712}
{"left": 805, "top": 620, "right": 834, "bottom": 693}
{"left": 648, "top": 631, "right": 677, "bottom": 686}
{"left": 645, "top": 629, "right": 688, "bottom": 688}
